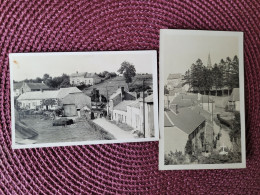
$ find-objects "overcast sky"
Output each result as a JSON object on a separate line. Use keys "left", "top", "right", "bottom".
{"left": 10, "top": 51, "right": 155, "bottom": 81}
{"left": 161, "top": 32, "right": 239, "bottom": 83}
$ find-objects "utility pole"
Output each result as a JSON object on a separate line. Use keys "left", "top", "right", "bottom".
{"left": 143, "top": 79, "right": 145, "bottom": 138}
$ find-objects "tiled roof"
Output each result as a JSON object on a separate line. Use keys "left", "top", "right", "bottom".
{"left": 17, "top": 90, "right": 59, "bottom": 100}
{"left": 128, "top": 100, "right": 140, "bottom": 108}
{"left": 70, "top": 72, "right": 86, "bottom": 77}
{"left": 62, "top": 93, "right": 91, "bottom": 109}
{"left": 167, "top": 73, "right": 182, "bottom": 80}
{"left": 229, "top": 88, "right": 240, "bottom": 101}
{"left": 109, "top": 88, "right": 136, "bottom": 100}
{"left": 57, "top": 87, "right": 82, "bottom": 99}
{"left": 114, "top": 100, "right": 135, "bottom": 111}
{"left": 17, "top": 87, "right": 82, "bottom": 100}
{"left": 70, "top": 72, "right": 101, "bottom": 78}
{"left": 26, "top": 83, "right": 49, "bottom": 90}
{"left": 165, "top": 107, "right": 205, "bottom": 135}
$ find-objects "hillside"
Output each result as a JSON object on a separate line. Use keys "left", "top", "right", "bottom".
{"left": 83, "top": 75, "right": 153, "bottom": 98}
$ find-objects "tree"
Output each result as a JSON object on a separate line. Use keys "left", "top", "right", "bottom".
{"left": 117, "top": 61, "right": 136, "bottom": 89}
{"left": 42, "top": 99, "right": 57, "bottom": 110}
{"left": 190, "top": 59, "right": 204, "bottom": 93}
{"left": 229, "top": 111, "right": 241, "bottom": 143}
{"left": 212, "top": 63, "right": 224, "bottom": 96}
{"left": 185, "top": 139, "right": 193, "bottom": 155}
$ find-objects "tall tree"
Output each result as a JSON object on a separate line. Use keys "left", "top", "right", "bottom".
{"left": 190, "top": 59, "right": 204, "bottom": 93}
{"left": 117, "top": 61, "right": 136, "bottom": 89}
{"left": 212, "top": 63, "right": 224, "bottom": 96}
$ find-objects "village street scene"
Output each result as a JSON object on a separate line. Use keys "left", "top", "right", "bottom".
{"left": 163, "top": 53, "right": 242, "bottom": 165}
{"left": 12, "top": 52, "right": 156, "bottom": 146}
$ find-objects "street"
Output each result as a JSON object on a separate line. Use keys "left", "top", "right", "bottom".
{"left": 93, "top": 118, "right": 135, "bottom": 139}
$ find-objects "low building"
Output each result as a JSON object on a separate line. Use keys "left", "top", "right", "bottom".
{"left": 17, "top": 87, "right": 83, "bottom": 110}
{"left": 61, "top": 92, "right": 91, "bottom": 117}
{"left": 164, "top": 107, "right": 206, "bottom": 154}
{"left": 108, "top": 87, "right": 136, "bottom": 115}
{"left": 70, "top": 72, "right": 102, "bottom": 86}
{"left": 228, "top": 88, "right": 240, "bottom": 111}
{"left": 20, "top": 82, "right": 50, "bottom": 94}
{"left": 112, "top": 100, "right": 134, "bottom": 124}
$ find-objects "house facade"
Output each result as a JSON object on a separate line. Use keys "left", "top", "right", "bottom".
{"left": 111, "top": 94, "right": 155, "bottom": 138}
{"left": 164, "top": 107, "right": 206, "bottom": 154}
{"left": 70, "top": 72, "right": 102, "bottom": 86}
{"left": 108, "top": 87, "right": 136, "bottom": 115}
{"left": 61, "top": 92, "right": 91, "bottom": 117}
{"left": 17, "top": 87, "right": 83, "bottom": 111}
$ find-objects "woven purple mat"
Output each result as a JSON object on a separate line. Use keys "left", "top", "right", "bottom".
{"left": 0, "top": 0, "right": 259, "bottom": 194}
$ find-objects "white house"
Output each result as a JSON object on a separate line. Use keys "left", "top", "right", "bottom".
{"left": 164, "top": 107, "right": 206, "bottom": 154}
{"left": 17, "top": 87, "right": 82, "bottom": 110}
{"left": 70, "top": 72, "right": 102, "bottom": 86}
{"left": 111, "top": 94, "right": 154, "bottom": 138}
{"left": 112, "top": 100, "right": 134, "bottom": 124}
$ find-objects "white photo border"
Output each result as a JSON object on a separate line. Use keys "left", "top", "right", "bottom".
{"left": 10, "top": 50, "right": 159, "bottom": 149}
{"left": 159, "top": 29, "right": 246, "bottom": 170}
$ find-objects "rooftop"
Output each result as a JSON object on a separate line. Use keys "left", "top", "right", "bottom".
{"left": 17, "top": 87, "right": 82, "bottom": 100}
{"left": 165, "top": 107, "right": 206, "bottom": 135}
{"left": 114, "top": 100, "right": 135, "bottom": 112}
{"left": 26, "top": 83, "right": 49, "bottom": 90}
{"left": 70, "top": 72, "right": 100, "bottom": 78}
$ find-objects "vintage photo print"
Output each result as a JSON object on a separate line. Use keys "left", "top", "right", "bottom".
{"left": 10, "top": 51, "right": 159, "bottom": 149}
{"left": 159, "top": 30, "right": 245, "bottom": 170}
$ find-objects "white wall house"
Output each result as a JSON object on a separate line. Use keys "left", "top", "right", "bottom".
{"left": 111, "top": 94, "right": 155, "bottom": 138}
{"left": 70, "top": 72, "right": 102, "bottom": 86}
{"left": 17, "top": 87, "right": 82, "bottom": 110}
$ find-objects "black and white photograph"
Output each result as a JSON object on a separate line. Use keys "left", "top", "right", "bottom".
{"left": 10, "top": 51, "right": 158, "bottom": 149}
{"left": 159, "top": 30, "right": 245, "bottom": 170}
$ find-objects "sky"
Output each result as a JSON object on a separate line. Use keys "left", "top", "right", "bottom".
{"left": 161, "top": 33, "right": 239, "bottom": 83}
{"left": 10, "top": 51, "right": 155, "bottom": 81}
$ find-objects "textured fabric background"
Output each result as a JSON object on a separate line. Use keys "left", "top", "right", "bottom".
{"left": 0, "top": 0, "right": 259, "bottom": 194}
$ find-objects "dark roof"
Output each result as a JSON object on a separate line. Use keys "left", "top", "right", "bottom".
{"left": 26, "top": 83, "right": 49, "bottom": 90}
{"left": 165, "top": 107, "right": 205, "bottom": 135}
{"left": 167, "top": 73, "right": 182, "bottom": 80}
{"left": 70, "top": 72, "right": 101, "bottom": 78}
{"left": 13, "top": 82, "right": 23, "bottom": 90}
{"left": 229, "top": 88, "right": 240, "bottom": 101}
{"left": 114, "top": 100, "right": 135, "bottom": 111}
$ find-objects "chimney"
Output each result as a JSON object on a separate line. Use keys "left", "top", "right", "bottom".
{"left": 121, "top": 87, "right": 125, "bottom": 101}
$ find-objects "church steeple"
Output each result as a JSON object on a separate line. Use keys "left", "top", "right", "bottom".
{"left": 207, "top": 53, "right": 212, "bottom": 69}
